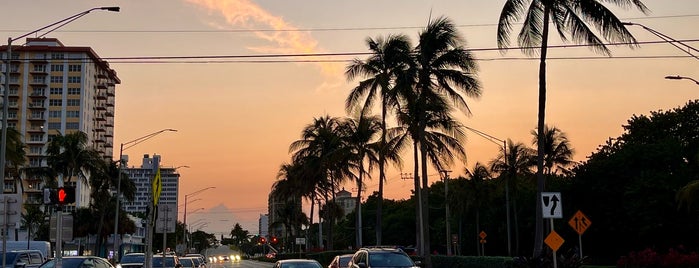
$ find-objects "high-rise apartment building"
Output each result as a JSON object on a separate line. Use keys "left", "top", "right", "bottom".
{"left": 1, "top": 38, "right": 119, "bottom": 213}
{"left": 122, "top": 154, "right": 180, "bottom": 215}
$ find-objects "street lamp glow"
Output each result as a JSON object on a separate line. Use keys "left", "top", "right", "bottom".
{"left": 1, "top": 7, "right": 119, "bottom": 268}
{"left": 114, "top": 128, "right": 176, "bottom": 260}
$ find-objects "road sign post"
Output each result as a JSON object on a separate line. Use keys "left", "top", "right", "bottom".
{"left": 568, "top": 210, "right": 591, "bottom": 257}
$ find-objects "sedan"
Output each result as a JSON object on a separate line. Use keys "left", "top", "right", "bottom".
{"left": 328, "top": 254, "right": 353, "bottom": 268}
{"left": 40, "top": 256, "right": 114, "bottom": 268}
{"left": 273, "top": 259, "right": 323, "bottom": 268}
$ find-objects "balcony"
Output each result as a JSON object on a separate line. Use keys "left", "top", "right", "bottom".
{"left": 30, "top": 55, "right": 49, "bottom": 63}
{"left": 27, "top": 126, "right": 45, "bottom": 133}
{"left": 30, "top": 91, "right": 47, "bottom": 98}
{"left": 30, "top": 78, "right": 47, "bottom": 86}
{"left": 28, "top": 103, "right": 46, "bottom": 109}
{"left": 105, "top": 109, "right": 113, "bottom": 116}
{"left": 95, "top": 114, "right": 106, "bottom": 121}
{"left": 28, "top": 114, "right": 45, "bottom": 121}
{"left": 104, "top": 130, "right": 113, "bottom": 137}
{"left": 105, "top": 102, "right": 114, "bottom": 107}
{"left": 106, "top": 88, "right": 115, "bottom": 96}
{"left": 104, "top": 120, "right": 113, "bottom": 127}
{"left": 30, "top": 68, "right": 48, "bottom": 74}
{"left": 96, "top": 83, "right": 107, "bottom": 89}
{"left": 105, "top": 142, "right": 112, "bottom": 148}
{"left": 95, "top": 105, "right": 106, "bottom": 111}
{"left": 95, "top": 93, "right": 107, "bottom": 100}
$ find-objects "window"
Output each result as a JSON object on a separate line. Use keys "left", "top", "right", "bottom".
{"left": 68, "top": 76, "right": 80, "bottom": 83}
{"left": 7, "top": 111, "right": 17, "bottom": 119}
{"left": 50, "top": 88, "right": 63, "bottom": 94}
{"left": 68, "top": 64, "right": 81, "bottom": 72}
{"left": 49, "top": 110, "right": 62, "bottom": 118}
{"left": 68, "top": 88, "right": 80, "bottom": 95}
{"left": 33, "top": 65, "right": 46, "bottom": 72}
{"left": 48, "top": 122, "right": 61, "bottom": 129}
{"left": 51, "top": 65, "right": 64, "bottom": 72}
{"left": 66, "top": 122, "right": 79, "bottom": 129}
{"left": 66, "top": 111, "right": 79, "bottom": 118}
{"left": 32, "top": 77, "right": 46, "bottom": 84}
{"left": 49, "top": 99, "right": 62, "bottom": 106}
{"left": 29, "top": 146, "right": 42, "bottom": 154}
{"left": 50, "top": 76, "right": 63, "bottom": 83}
{"left": 30, "top": 111, "right": 43, "bottom": 119}
{"left": 51, "top": 53, "right": 64, "bottom": 60}
{"left": 29, "top": 134, "right": 43, "bottom": 142}
{"left": 67, "top": 99, "right": 80, "bottom": 106}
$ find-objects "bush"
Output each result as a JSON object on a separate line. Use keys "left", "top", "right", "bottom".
{"left": 616, "top": 247, "right": 699, "bottom": 268}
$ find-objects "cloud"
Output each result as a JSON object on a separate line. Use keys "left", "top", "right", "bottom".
{"left": 185, "top": 0, "right": 342, "bottom": 76}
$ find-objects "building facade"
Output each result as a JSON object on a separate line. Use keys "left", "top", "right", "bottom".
{"left": 258, "top": 214, "right": 269, "bottom": 237}
{"left": 336, "top": 188, "right": 356, "bottom": 218}
{"left": 121, "top": 154, "right": 181, "bottom": 215}
{"left": 0, "top": 38, "right": 119, "bottom": 239}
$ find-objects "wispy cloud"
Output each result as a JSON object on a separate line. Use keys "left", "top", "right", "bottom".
{"left": 186, "top": 0, "right": 343, "bottom": 78}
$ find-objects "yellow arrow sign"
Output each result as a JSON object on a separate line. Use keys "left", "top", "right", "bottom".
{"left": 152, "top": 168, "right": 162, "bottom": 206}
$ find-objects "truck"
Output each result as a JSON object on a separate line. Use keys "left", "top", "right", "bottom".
{"left": 0, "top": 241, "right": 52, "bottom": 259}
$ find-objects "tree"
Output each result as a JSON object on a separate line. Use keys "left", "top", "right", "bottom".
{"left": 46, "top": 131, "right": 103, "bottom": 185}
{"left": 496, "top": 0, "right": 649, "bottom": 255}
{"left": 21, "top": 204, "right": 44, "bottom": 246}
{"left": 229, "top": 223, "right": 249, "bottom": 248}
{"left": 531, "top": 125, "right": 575, "bottom": 176}
{"left": 345, "top": 34, "right": 413, "bottom": 245}
{"left": 4, "top": 128, "right": 26, "bottom": 192}
{"left": 340, "top": 113, "right": 381, "bottom": 247}
{"left": 462, "top": 162, "right": 493, "bottom": 256}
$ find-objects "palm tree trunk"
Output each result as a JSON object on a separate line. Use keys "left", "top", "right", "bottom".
{"left": 514, "top": 190, "right": 520, "bottom": 256}
{"left": 309, "top": 193, "right": 315, "bottom": 249}
{"left": 377, "top": 100, "right": 387, "bottom": 246}
{"left": 412, "top": 141, "right": 422, "bottom": 255}
{"left": 420, "top": 140, "right": 432, "bottom": 267}
{"left": 96, "top": 209, "right": 107, "bottom": 257}
{"left": 533, "top": 7, "right": 551, "bottom": 258}
{"left": 355, "top": 163, "right": 364, "bottom": 248}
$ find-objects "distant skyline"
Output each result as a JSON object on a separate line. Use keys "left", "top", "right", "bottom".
{"left": 2, "top": 0, "right": 697, "bottom": 235}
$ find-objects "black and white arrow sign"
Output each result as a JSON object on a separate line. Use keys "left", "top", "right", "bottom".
{"left": 541, "top": 192, "right": 562, "bottom": 219}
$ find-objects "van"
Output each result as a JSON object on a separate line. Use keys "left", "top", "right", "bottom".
{"left": 0, "top": 250, "right": 45, "bottom": 268}
{"left": 0, "top": 241, "right": 51, "bottom": 259}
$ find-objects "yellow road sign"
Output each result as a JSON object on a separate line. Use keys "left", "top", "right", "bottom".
{"left": 568, "top": 210, "right": 591, "bottom": 235}
{"left": 479, "top": 231, "right": 487, "bottom": 239}
{"left": 152, "top": 168, "right": 162, "bottom": 206}
{"left": 545, "top": 230, "right": 564, "bottom": 252}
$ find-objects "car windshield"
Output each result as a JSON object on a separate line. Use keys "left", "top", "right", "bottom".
{"left": 152, "top": 257, "right": 176, "bottom": 267}
{"left": 369, "top": 252, "right": 414, "bottom": 267}
{"left": 121, "top": 255, "right": 145, "bottom": 264}
{"left": 179, "top": 259, "right": 193, "bottom": 267}
{"left": 281, "top": 261, "right": 321, "bottom": 268}
{"left": 40, "top": 258, "right": 87, "bottom": 268}
{"left": 0, "top": 253, "right": 18, "bottom": 265}
{"left": 339, "top": 257, "right": 351, "bottom": 267}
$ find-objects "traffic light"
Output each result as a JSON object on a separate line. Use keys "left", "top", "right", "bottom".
{"left": 260, "top": 237, "right": 266, "bottom": 244}
{"left": 43, "top": 188, "right": 54, "bottom": 205}
{"left": 271, "top": 236, "right": 278, "bottom": 244}
{"left": 56, "top": 187, "right": 76, "bottom": 205}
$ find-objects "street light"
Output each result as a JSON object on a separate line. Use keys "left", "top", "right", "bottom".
{"left": 113, "top": 129, "right": 176, "bottom": 259}
{"left": 622, "top": 22, "right": 699, "bottom": 61}
{"left": 1, "top": 7, "right": 119, "bottom": 267}
{"left": 178, "top": 198, "right": 201, "bottom": 209}
{"left": 183, "top": 187, "right": 215, "bottom": 253}
{"left": 459, "top": 125, "right": 510, "bottom": 256}
{"left": 665, "top": 75, "right": 699, "bottom": 85}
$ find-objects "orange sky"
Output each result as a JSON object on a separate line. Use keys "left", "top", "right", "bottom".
{"left": 2, "top": 0, "right": 697, "bottom": 235}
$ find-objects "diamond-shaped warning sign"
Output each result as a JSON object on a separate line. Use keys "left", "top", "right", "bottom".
{"left": 544, "top": 230, "right": 564, "bottom": 252}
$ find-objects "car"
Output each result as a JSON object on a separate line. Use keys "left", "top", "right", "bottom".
{"left": 183, "top": 254, "right": 206, "bottom": 266}
{"left": 178, "top": 257, "right": 196, "bottom": 268}
{"left": 152, "top": 254, "right": 183, "bottom": 268}
{"left": 0, "top": 250, "right": 45, "bottom": 268}
{"left": 189, "top": 257, "right": 204, "bottom": 268}
{"left": 328, "top": 254, "right": 353, "bottom": 268}
{"left": 39, "top": 256, "right": 114, "bottom": 268}
{"left": 347, "top": 248, "right": 419, "bottom": 268}
{"left": 273, "top": 259, "right": 323, "bottom": 268}
{"left": 118, "top": 253, "right": 145, "bottom": 268}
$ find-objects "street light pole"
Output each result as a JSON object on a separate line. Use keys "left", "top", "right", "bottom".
{"left": 459, "top": 125, "right": 510, "bottom": 256}
{"left": 113, "top": 129, "right": 176, "bottom": 260}
{"left": 665, "top": 75, "right": 699, "bottom": 85}
{"left": 183, "top": 187, "right": 215, "bottom": 253}
{"left": 622, "top": 22, "right": 699, "bottom": 61}
{"left": 1, "top": 7, "right": 119, "bottom": 266}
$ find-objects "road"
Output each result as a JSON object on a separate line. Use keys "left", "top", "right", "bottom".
{"left": 208, "top": 260, "right": 274, "bottom": 268}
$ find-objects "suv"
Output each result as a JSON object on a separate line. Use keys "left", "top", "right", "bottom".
{"left": 152, "top": 254, "right": 182, "bottom": 268}
{"left": 347, "top": 248, "right": 419, "bottom": 268}
{"left": 0, "top": 250, "right": 45, "bottom": 268}
{"left": 118, "top": 253, "right": 145, "bottom": 268}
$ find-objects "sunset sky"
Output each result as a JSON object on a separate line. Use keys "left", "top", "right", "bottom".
{"left": 2, "top": 0, "right": 697, "bottom": 235}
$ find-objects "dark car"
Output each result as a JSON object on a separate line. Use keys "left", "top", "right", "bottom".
{"left": 348, "top": 248, "right": 419, "bottom": 268}
{"left": 273, "top": 259, "right": 323, "bottom": 268}
{"left": 39, "top": 256, "right": 114, "bottom": 268}
{"left": 178, "top": 257, "right": 196, "bottom": 268}
{"left": 118, "top": 253, "right": 145, "bottom": 268}
{"left": 328, "top": 254, "right": 353, "bottom": 268}
{"left": 0, "top": 250, "right": 45, "bottom": 268}
{"left": 152, "top": 254, "right": 182, "bottom": 268}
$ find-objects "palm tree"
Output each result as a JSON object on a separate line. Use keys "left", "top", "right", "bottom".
{"left": 340, "top": 113, "right": 381, "bottom": 247}
{"left": 531, "top": 125, "right": 575, "bottom": 176}
{"left": 289, "top": 115, "right": 349, "bottom": 250}
{"left": 409, "top": 16, "right": 481, "bottom": 261}
{"left": 462, "top": 162, "right": 492, "bottom": 256}
{"left": 346, "top": 33, "right": 413, "bottom": 246}
{"left": 46, "top": 131, "right": 103, "bottom": 185}
{"left": 90, "top": 160, "right": 136, "bottom": 256}
{"left": 3, "top": 128, "right": 27, "bottom": 193}
{"left": 497, "top": 0, "right": 649, "bottom": 255}
{"left": 21, "top": 204, "right": 44, "bottom": 248}
{"left": 490, "top": 140, "right": 535, "bottom": 255}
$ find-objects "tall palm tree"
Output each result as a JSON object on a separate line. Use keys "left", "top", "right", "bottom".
{"left": 497, "top": 0, "right": 649, "bottom": 255}
{"left": 289, "top": 115, "right": 349, "bottom": 250}
{"left": 531, "top": 125, "right": 575, "bottom": 176}
{"left": 90, "top": 160, "right": 136, "bottom": 256}
{"left": 21, "top": 204, "right": 44, "bottom": 247}
{"left": 490, "top": 140, "right": 535, "bottom": 255}
{"left": 340, "top": 113, "right": 381, "bottom": 247}
{"left": 462, "top": 162, "right": 493, "bottom": 256}
{"left": 410, "top": 16, "right": 481, "bottom": 261}
{"left": 346, "top": 34, "right": 413, "bottom": 246}
{"left": 46, "top": 131, "right": 103, "bottom": 185}
{"left": 4, "top": 128, "right": 27, "bottom": 193}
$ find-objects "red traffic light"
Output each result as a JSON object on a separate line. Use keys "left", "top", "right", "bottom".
{"left": 260, "top": 237, "right": 267, "bottom": 244}
{"left": 271, "top": 236, "right": 278, "bottom": 244}
{"left": 56, "top": 187, "right": 76, "bottom": 205}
